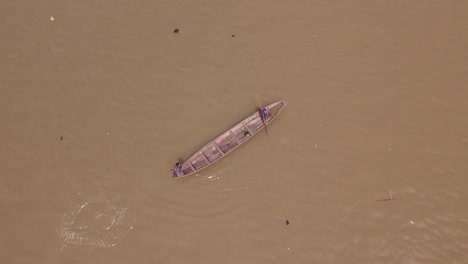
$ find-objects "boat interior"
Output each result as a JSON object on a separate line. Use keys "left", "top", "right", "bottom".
{"left": 180, "top": 101, "right": 284, "bottom": 175}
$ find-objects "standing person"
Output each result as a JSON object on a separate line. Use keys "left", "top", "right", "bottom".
{"left": 259, "top": 107, "right": 269, "bottom": 121}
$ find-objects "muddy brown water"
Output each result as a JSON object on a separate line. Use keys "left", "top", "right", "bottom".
{"left": 1, "top": 1, "right": 467, "bottom": 263}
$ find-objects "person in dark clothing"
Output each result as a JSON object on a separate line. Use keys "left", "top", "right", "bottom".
{"left": 259, "top": 107, "right": 269, "bottom": 120}
{"left": 173, "top": 163, "right": 182, "bottom": 177}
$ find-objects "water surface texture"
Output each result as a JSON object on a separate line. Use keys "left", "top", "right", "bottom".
{"left": 1, "top": 1, "right": 467, "bottom": 263}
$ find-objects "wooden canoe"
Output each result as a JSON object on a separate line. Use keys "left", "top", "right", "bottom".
{"left": 173, "top": 99, "right": 287, "bottom": 178}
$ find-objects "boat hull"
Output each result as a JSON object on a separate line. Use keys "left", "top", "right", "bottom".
{"left": 173, "top": 99, "right": 287, "bottom": 178}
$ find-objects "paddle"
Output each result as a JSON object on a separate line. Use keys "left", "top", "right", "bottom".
{"left": 256, "top": 94, "right": 268, "bottom": 135}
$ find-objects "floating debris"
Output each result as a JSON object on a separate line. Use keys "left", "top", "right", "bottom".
{"left": 60, "top": 136, "right": 63, "bottom": 141}
{"left": 173, "top": 28, "right": 179, "bottom": 33}
{"left": 286, "top": 219, "right": 290, "bottom": 225}
{"left": 50, "top": 16, "right": 55, "bottom": 21}
{"left": 377, "top": 189, "right": 397, "bottom": 202}
{"left": 232, "top": 34, "right": 235, "bottom": 37}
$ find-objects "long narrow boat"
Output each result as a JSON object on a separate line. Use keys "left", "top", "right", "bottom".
{"left": 172, "top": 99, "right": 287, "bottom": 178}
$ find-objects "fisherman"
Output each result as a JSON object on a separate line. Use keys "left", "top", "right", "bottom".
{"left": 259, "top": 107, "right": 269, "bottom": 120}
{"left": 172, "top": 163, "right": 182, "bottom": 177}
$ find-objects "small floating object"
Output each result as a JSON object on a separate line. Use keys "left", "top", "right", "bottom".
{"left": 232, "top": 34, "right": 235, "bottom": 37}
{"left": 50, "top": 16, "right": 55, "bottom": 21}
{"left": 377, "top": 189, "right": 397, "bottom": 202}
{"left": 173, "top": 28, "right": 179, "bottom": 33}
{"left": 60, "top": 136, "right": 63, "bottom": 141}
{"left": 286, "top": 219, "right": 290, "bottom": 225}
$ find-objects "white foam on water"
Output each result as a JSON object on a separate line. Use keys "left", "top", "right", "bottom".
{"left": 57, "top": 191, "right": 136, "bottom": 248}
